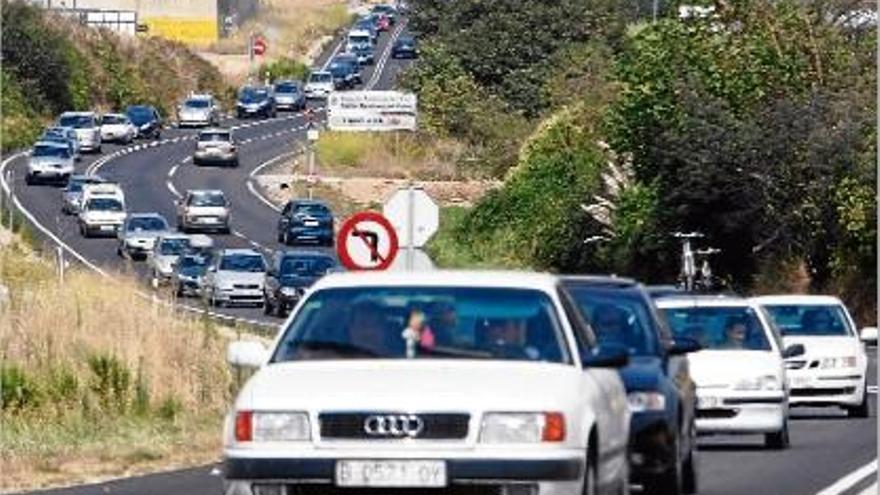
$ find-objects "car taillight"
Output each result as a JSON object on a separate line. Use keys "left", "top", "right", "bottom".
{"left": 235, "top": 410, "right": 253, "bottom": 442}
{"left": 542, "top": 412, "right": 565, "bottom": 442}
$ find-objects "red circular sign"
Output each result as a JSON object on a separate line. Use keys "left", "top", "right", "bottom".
{"left": 253, "top": 37, "right": 267, "bottom": 56}
{"left": 336, "top": 211, "right": 399, "bottom": 271}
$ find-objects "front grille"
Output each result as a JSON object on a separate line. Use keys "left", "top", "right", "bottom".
{"left": 791, "top": 387, "right": 856, "bottom": 397}
{"left": 320, "top": 413, "right": 469, "bottom": 440}
{"left": 233, "top": 284, "right": 260, "bottom": 290}
{"left": 696, "top": 409, "right": 739, "bottom": 419}
{"left": 284, "top": 487, "right": 510, "bottom": 495}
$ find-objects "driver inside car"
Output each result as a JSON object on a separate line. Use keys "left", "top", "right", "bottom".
{"left": 484, "top": 318, "right": 542, "bottom": 360}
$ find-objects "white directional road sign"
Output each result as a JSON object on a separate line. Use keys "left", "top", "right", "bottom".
{"left": 383, "top": 186, "right": 439, "bottom": 248}
{"left": 327, "top": 91, "right": 417, "bottom": 132}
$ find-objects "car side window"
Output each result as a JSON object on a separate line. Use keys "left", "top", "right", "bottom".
{"left": 557, "top": 286, "right": 597, "bottom": 353}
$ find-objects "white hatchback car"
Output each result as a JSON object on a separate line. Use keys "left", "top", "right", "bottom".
{"left": 223, "top": 271, "right": 631, "bottom": 495}
{"left": 656, "top": 296, "right": 803, "bottom": 449}
{"left": 753, "top": 295, "right": 870, "bottom": 418}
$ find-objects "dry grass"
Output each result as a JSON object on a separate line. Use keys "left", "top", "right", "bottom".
{"left": 0, "top": 237, "right": 242, "bottom": 492}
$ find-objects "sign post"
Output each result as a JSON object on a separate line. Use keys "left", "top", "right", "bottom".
{"left": 383, "top": 185, "right": 439, "bottom": 271}
{"left": 306, "top": 122, "right": 319, "bottom": 200}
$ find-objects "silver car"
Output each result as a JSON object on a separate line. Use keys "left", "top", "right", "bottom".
{"left": 25, "top": 141, "right": 75, "bottom": 185}
{"left": 148, "top": 233, "right": 192, "bottom": 289}
{"left": 193, "top": 129, "right": 238, "bottom": 167}
{"left": 177, "top": 94, "right": 219, "bottom": 127}
{"left": 204, "top": 248, "right": 267, "bottom": 307}
{"left": 62, "top": 175, "right": 105, "bottom": 215}
{"left": 176, "top": 189, "right": 231, "bottom": 234}
{"left": 117, "top": 213, "right": 170, "bottom": 260}
{"left": 57, "top": 112, "right": 102, "bottom": 153}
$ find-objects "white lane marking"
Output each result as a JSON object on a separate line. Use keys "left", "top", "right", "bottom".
{"left": 246, "top": 151, "right": 299, "bottom": 213}
{"left": 366, "top": 19, "right": 407, "bottom": 90}
{"left": 321, "top": 38, "right": 345, "bottom": 70}
{"left": 167, "top": 164, "right": 179, "bottom": 178}
{"left": 232, "top": 229, "right": 266, "bottom": 251}
{"left": 817, "top": 460, "right": 878, "bottom": 495}
{"left": 210, "top": 467, "right": 222, "bottom": 476}
{"left": 858, "top": 482, "right": 878, "bottom": 495}
{"left": 166, "top": 180, "right": 182, "bottom": 199}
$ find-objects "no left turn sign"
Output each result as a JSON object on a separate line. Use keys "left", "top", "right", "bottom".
{"left": 336, "top": 211, "right": 399, "bottom": 271}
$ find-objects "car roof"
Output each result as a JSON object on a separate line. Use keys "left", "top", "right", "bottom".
{"left": 188, "top": 189, "right": 225, "bottom": 195}
{"left": 312, "top": 270, "right": 559, "bottom": 293}
{"left": 69, "top": 174, "right": 103, "bottom": 181}
{"left": 559, "top": 274, "right": 639, "bottom": 289}
{"left": 655, "top": 296, "right": 752, "bottom": 308}
{"left": 750, "top": 294, "right": 845, "bottom": 306}
{"left": 157, "top": 233, "right": 191, "bottom": 240}
{"left": 310, "top": 70, "right": 332, "bottom": 75}
{"left": 187, "top": 94, "right": 213, "bottom": 101}
{"left": 289, "top": 199, "right": 330, "bottom": 207}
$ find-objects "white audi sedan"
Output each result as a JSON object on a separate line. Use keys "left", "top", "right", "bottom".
{"left": 753, "top": 295, "right": 870, "bottom": 418}
{"left": 223, "top": 271, "right": 631, "bottom": 495}
{"left": 656, "top": 296, "right": 803, "bottom": 449}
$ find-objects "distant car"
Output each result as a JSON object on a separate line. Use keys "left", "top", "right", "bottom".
{"left": 327, "top": 59, "right": 358, "bottom": 89}
{"left": 78, "top": 182, "right": 126, "bottom": 237}
{"left": 57, "top": 112, "right": 102, "bottom": 153}
{"left": 391, "top": 35, "right": 418, "bottom": 59}
{"left": 263, "top": 250, "right": 337, "bottom": 317}
{"left": 204, "top": 248, "right": 267, "bottom": 307}
{"left": 304, "top": 71, "right": 334, "bottom": 99}
{"left": 656, "top": 296, "right": 802, "bottom": 449}
{"left": 353, "top": 17, "right": 379, "bottom": 43}
{"left": 273, "top": 80, "right": 306, "bottom": 111}
{"left": 173, "top": 251, "right": 214, "bottom": 298}
{"left": 347, "top": 30, "right": 375, "bottom": 64}
{"left": 177, "top": 94, "right": 219, "bottom": 127}
{"left": 176, "top": 189, "right": 231, "bottom": 234}
{"left": 368, "top": 11, "right": 391, "bottom": 31}
{"left": 370, "top": 3, "right": 398, "bottom": 24}
{"left": 62, "top": 175, "right": 105, "bottom": 215}
{"left": 99, "top": 113, "right": 136, "bottom": 144}
{"left": 236, "top": 86, "right": 276, "bottom": 119}
{"left": 26, "top": 141, "right": 75, "bottom": 185}
{"left": 562, "top": 276, "right": 700, "bottom": 495}
{"left": 277, "top": 199, "right": 334, "bottom": 246}
{"left": 148, "top": 233, "right": 192, "bottom": 288}
{"left": 125, "top": 105, "right": 162, "bottom": 139}
{"left": 351, "top": 43, "right": 375, "bottom": 66}
{"left": 117, "top": 213, "right": 170, "bottom": 260}
{"left": 193, "top": 128, "right": 238, "bottom": 167}
{"left": 333, "top": 53, "right": 363, "bottom": 84}
{"left": 754, "top": 295, "right": 870, "bottom": 418}
{"left": 41, "top": 126, "right": 80, "bottom": 160}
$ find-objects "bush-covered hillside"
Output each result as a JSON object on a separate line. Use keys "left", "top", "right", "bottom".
{"left": 1, "top": 0, "right": 232, "bottom": 151}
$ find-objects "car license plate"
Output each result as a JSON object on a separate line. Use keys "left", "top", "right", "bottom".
{"left": 335, "top": 460, "right": 446, "bottom": 488}
{"left": 698, "top": 396, "right": 721, "bottom": 409}
{"left": 199, "top": 217, "right": 217, "bottom": 224}
{"left": 99, "top": 225, "right": 114, "bottom": 231}
{"left": 304, "top": 219, "right": 319, "bottom": 227}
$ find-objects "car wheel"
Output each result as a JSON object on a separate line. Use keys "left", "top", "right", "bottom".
{"left": 582, "top": 450, "right": 598, "bottom": 495}
{"left": 765, "top": 419, "right": 790, "bottom": 449}
{"left": 682, "top": 445, "right": 698, "bottom": 494}
{"left": 276, "top": 302, "right": 287, "bottom": 318}
{"left": 847, "top": 384, "right": 870, "bottom": 418}
{"left": 646, "top": 437, "right": 683, "bottom": 495}
{"left": 263, "top": 297, "right": 273, "bottom": 315}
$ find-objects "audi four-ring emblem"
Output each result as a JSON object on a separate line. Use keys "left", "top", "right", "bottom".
{"left": 363, "top": 414, "right": 425, "bottom": 438}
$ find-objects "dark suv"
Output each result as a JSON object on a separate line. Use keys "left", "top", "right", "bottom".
{"left": 125, "top": 105, "right": 162, "bottom": 139}
{"left": 277, "top": 199, "right": 334, "bottom": 246}
{"left": 263, "top": 250, "right": 338, "bottom": 317}
{"left": 236, "top": 86, "right": 276, "bottom": 119}
{"left": 561, "top": 276, "right": 701, "bottom": 495}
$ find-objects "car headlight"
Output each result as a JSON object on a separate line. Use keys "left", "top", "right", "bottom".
{"left": 821, "top": 356, "right": 857, "bottom": 369}
{"left": 627, "top": 392, "right": 667, "bottom": 413}
{"left": 280, "top": 286, "right": 300, "bottom": 296}
{"left": 734, "top": 375, "right": 780, "bottom": 391}
{"left": 479, "top": 412, "right": 565, "bottom": 443}
{"left": 235, "top": 411, "right": 310, "bottom": 442}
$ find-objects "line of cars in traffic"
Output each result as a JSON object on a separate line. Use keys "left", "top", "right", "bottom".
{"left": 219, "top": 266, "right": 875, "bottom": 495}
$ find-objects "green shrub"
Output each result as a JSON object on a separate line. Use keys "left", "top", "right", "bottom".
{"left": 88, "top": 354, "right": 131, "bottom": 413}
{"left": 1, "top": 365, "right": 41, "bottom": 412}
{"left": 258, "top": 57, "right": 310, "bottom": 83}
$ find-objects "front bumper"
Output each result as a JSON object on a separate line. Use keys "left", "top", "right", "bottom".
{"left": 787, "top": 371, "right": 865, "bottom": 407}
{"left": 101, "top": 130, "right": 130, "bottom": 142}
{"left": 305, "top": 88, "right": 331, "bottom": 99}
{"left": 628, "top": 411, "right": 676, "bottom": 479}
{"left": 182, "top": 215, "right": 229, "bottom": 231}
{"left": 28, "top": 168, "right": 71, "bottom": 182}
{"left": 124, "top": 238, "right": 156, "bottom": 255}
{"left": 695, "top": 392, "right": 786, "bottom": 434}
{"left": 79, "top": 140, "right": 100, "bottom": 151}
{"left": 82, "top": 221, "right": 123, "bottom": 236}
{"left": 215, "top": 289, "right": 263, "bottom": 305}
{"left": 275, "top": 99, "right": 304, "bottom": 110}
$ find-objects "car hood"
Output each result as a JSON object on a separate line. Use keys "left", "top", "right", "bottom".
{"left": 240, "top": 361, "right": 584, "bottom": 412}
{"left": 687, "top": 350, "right": 781, "bottom": 387}
{"left": 618, "top": 355, "right": 664, "bottom": 392}
{"left": 782, "top": 336, "right": 863, "bottom": 358}
{"left": 215, "top": 271, "right": 265, "bottom": 285}
{"left": 30, "top": 156, "right": 71, "bottom": 167}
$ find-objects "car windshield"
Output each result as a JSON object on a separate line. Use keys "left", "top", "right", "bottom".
{"left": 661, "top": 305, "right": 771, "bottom": 351}
{"left": 177, "top": 254, "right": 211, "bottom": 270}
{"left": 199, "top": 132, "right": 230, "bottom": 142}
{"left": 219, "top": 254, "right": 265, "bottom": 272}
{"left": 127, "top": 216, "right": 167, "bottom": 232}
{"left": 564, "top": 285, "right": 660, "bottom": 356}
{"left": 309, "top": 72, "right": 332, "bottom": 83}
{"left": 762, "top": 304, "right": 852, "bottom": 337}
{"left": 102, "top": 115, "right": 127, "bottom": 125}
{"left": 350, "top": 35, "right": 371, "bottom": 45}
{"left": 397, "top": 36, "right": 414, "bottom": 45}
{"left": 293, "top": 204, "right": 330, "bottom": 216}
{"left": 275, "top": 83, "right": 299, "bottom": 93}
{"left": 329, "top": 63, "right": 350, "bottom": 74}
{"left": 66, "top": 178, "right": 101, "bottom": 193}
{"left": 271, "top": 287, "right": 569, "bottom": 363}
{"left": 58, "top": 115, "right": 94, "bottom": 128}
{"left": 188, "top": 193, "right": 226, "bottom": 207}
{"left": 239, "top": 88, "right": 268, "bottom": 103}
{"left": 33, "top": 146, "right": 70, "bottom": 158}
{"left": 85, "top": 198, "right": 123, "bottom": 212}
{"left": 185, "top": 99, "right": 210, "bottom": 109}
{"left": 158, "top": 238, "right": 190, "bottom": 256}
{"left": 279, "top": 256, "right": 336, "bottom": 277}
{"left": 126, "top": 106, "right": 154, "bottom": 123}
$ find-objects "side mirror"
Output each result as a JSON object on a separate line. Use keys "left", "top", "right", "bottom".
{"left": 669, "top": 336, "right": 701, "bottom": 355}
{"left": 782, "top": 344, "right": 806, "bottom": 359}
{"left": 227, "top": 340, "right": 269, "bottom": 368}
{"left": 860, "top": 327, "right": 878, "bottom": 345}
{"left": 583, "top": 343, "right": 629, "bottom": 368}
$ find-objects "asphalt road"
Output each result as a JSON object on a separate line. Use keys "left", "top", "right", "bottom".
{"left": 3, "top": 15, "right": 877, "bottom": 495}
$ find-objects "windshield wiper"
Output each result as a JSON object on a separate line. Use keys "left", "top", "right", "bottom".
{"left": 417, "top": 345, "right": 493, "bottom": 359}
{"left": 294, "top": 340, "right": 381, "bottom": 358}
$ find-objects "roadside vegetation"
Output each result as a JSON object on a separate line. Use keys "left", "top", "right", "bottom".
{"left": 0, "top": 0, "right": 231, "bottom": 151}
{"left": 0, "top": 234, "right": 242, "bottom": 491}
{"left": 409, "top": 0, "right": 876, "bottom": 322}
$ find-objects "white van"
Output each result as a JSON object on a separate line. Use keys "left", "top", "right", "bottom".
{"left": 79, "top": 183, "right": 127, "bottom": 237}
{"left": 346, "top": 29, "right": 372, "bottom": 52}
